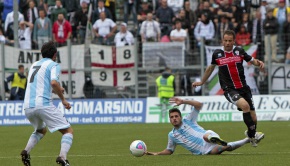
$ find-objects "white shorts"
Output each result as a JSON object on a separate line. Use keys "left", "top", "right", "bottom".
{"left": 201, "top": 130, "right": 220, "bottom": 155}
{"left": 25, "top": 106, "right": 71, "bottom": 133}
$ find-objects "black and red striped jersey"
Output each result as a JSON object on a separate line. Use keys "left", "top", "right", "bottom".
{"left": 211, "top": 46, "right": 253, "bottom": 90}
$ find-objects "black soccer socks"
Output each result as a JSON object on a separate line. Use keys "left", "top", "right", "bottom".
{"left": 243, "top": 112, "right": 256, "bottom": 138}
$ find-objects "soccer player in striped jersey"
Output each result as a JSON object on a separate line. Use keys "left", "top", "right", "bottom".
{"left": 192, "top": 30, "right": 265, "bottom": 147}
{"left": 20, "top": 41, "right": 73, "bottom": 166}
{"left": 146, "top": 97, "right": 250, "bottom": 155}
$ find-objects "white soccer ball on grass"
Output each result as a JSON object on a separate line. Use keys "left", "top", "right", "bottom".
{"left": 129, "top": 140, "right": 147, "bottom": 157}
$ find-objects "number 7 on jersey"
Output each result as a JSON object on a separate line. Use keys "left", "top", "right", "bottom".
{"left": 30, "top": 66, "right": 41, "bottom": 83}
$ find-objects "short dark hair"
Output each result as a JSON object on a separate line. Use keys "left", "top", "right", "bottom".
{"left": 175, "top": 19, "right": 181, "bottom": 24}
{"left": 169, "top": 108, "right": 182, "bottom": 117}
{"left": 38, "top": 9, "right": 45, "bottom": 13}
{"left": 18, "top": 64, "right": 24, "bottom": 69}
{"left": 41, "top": 41, "right": 57, "bottom": 59}
{"left": 267, "top": 8, "right": 274, "bottom": 13}
{"left": 165, "top": 67, "right": 171, "bottom": 71}
{"left": 223, "top": 30, "right": 236, "bottom": 39}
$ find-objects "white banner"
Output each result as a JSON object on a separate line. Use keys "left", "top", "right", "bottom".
{"left": 91, "top": 68, "right": 135, "bottom": 86}
{"left": 116, "top": 45, "right": 135, "bottom": 65}
{"left": 146, "top": 95, "right": 290, "bottom": 123}
{"left": 2, "top": 45, "right": 85, "bottom": 98}
{"left": 116, "top": 68, "right": 135, "bottom": 86}
{"left": 205, "top": 45, "right": 259, "bottom": 95}
{"left": 91, "top": 45, "right": 135, "bottom": 86}
{"left": 92, "top": 69, "right": 114, "bottom": 86}
{"left": 52, "top": 71, "right": 85, "bottom": 98}
{"left": 3, "top": 45, "right": 84, "bottom": 70}
{"left": 271, "top": 65, "right": 290, "bottom": 91}
{"left": 91, "top": 45, "right": 135, "bottom": 67}
{"left": 142, "top": 42, "right": 184, "bottom": 68}
{"left": 91, "top": 45, "right": 113, "bottom": 65}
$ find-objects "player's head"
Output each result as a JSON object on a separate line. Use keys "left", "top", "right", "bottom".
{"left": 41, "top": 41, "right": 57, "bottom": 61}
{"left": 169, "top": 108, "right": 182, "bottom": 128}
{"left": 222, "top": 30, "right": 235, "bottom": 51}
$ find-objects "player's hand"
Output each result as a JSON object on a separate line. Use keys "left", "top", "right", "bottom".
{"left": 169, "top": 97, "right": 183, "bottom": 106}
{"left": 145, "top": 151, "right": 158, "bottom": 155}
{"left": 62, "top": 100, "right": 71, "bottom": 110}
{"left": 192, "top": 82, "right": 203, "bottom": 88}
{"left": 257, "top": 60, "right": 265, "bottom": 73}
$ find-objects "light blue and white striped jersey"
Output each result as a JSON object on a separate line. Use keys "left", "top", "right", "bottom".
{"left": 24, "top": 58, "right": 60, "bottom": 109}
{"left": 166, "top": 108, "right": 207, "bottom": 155}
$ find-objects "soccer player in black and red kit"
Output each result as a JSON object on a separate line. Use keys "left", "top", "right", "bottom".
{"left": 192, "top": 30, "right": 265, "bottom": 147}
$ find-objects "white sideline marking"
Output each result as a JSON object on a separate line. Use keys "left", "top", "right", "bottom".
{"left": 1, "top": 152, "right": 290, "bottom": 159}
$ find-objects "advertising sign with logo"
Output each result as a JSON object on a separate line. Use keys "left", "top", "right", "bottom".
{"left": 146, "top": 95, "right": 290, "bottom": 123}
{"left": 0, "top": 99, "right": 146, "bottom": 125}
{"left": 271, "top": 65, "right": 290, "bottom": 91}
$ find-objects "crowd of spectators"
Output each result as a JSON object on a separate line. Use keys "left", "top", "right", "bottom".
{"left": 1, "top": 0, "right": 290, "bottom": 63}
{"left": 136, "top": 0, "right": 290, "bottom": 64}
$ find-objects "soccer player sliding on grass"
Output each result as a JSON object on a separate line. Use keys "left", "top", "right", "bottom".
{"left": 146, "top": 97, "right": 263, "bottom": 155}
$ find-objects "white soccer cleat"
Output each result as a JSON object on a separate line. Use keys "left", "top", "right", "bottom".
{"left": 255, "top": 132, "right": 265, "bottom": 143}
{"left": 244, "top": 130, "right": 265, "bottom": 147}
{"left": 249, "top": 138, "right": 258, "bottom": 147}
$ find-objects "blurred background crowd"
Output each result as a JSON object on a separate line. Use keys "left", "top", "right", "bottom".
{"left": 1, "top": 0, "right": 290, "bottom": 100}
{"left": 2, "top": 0, "right": 290, "bottom": 63}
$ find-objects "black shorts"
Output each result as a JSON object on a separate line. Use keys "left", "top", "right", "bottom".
{"left": 223, "top": 86, "right": 255, "bottom": 111}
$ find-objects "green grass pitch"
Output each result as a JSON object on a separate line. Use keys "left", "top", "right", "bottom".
{"left": 0, "top": 121, "right": 289, "bottom": 166}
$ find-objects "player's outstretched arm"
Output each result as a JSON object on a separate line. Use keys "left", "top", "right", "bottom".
{"left": 169, "top": 97, "right": 203, "bottom": 111}
{"left": 192, "top": 64, "right": 216, "bottom": 87}
{"left": 250, "top": 59, "right": 265, "bottom": 73}
{"left": 146, "top": 149, "right": 173, "bottom": 155}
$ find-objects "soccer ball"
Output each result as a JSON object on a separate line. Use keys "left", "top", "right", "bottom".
{"left": 129, "top": 140, "right": 147, "bottom": 157}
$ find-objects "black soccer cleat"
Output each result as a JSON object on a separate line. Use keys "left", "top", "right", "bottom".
{"left": 56, "top": 156, "right": 70, "bottom": 166}
{"left": 20, "top": 150, "right": 31, "bottom": 166}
